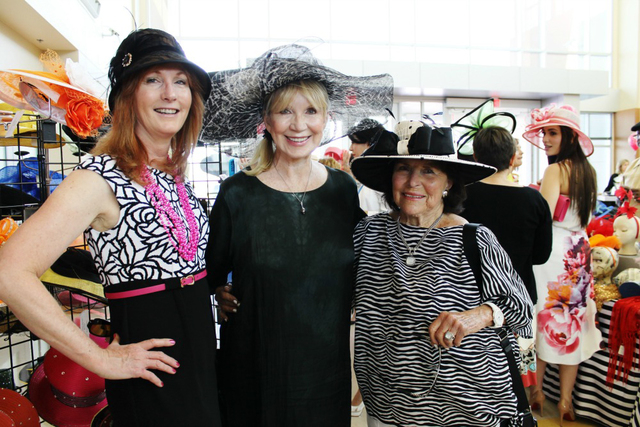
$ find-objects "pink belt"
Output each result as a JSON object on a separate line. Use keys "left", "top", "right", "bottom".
{"left": 105, "top": 270, "right": 207, "bottom": 300}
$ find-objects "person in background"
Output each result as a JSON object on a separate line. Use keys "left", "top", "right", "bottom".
{"left": 462, "top": 125, "right": 553, "bottom": 389}
{"left": 343, "top": 118, "right": 388, "bottom": 215}
{"left": 0, "top": 28, "right": 221, "bottom": 426}
{"left": 604, "top": 158, "right": 630, "bottom": 194}
{"left": 523, "top": 104, "right": 601, "bottom": 425}
{"left": 351, "top": 120, "right": 533, "bottom": 426}
{"left": 340, "top": 118, "right": 389, "bottom": 415}
{"left": 509, "top": 138, "right": 524, "bottom": 183}
{"left": 204, "top": 44, "right": 393, "bottom": 427}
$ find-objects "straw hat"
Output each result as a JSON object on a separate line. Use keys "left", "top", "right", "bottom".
{"left": 40, "top": 248, "right": 105, "bottom": 303}
{"left": 0, "top": 50, "right": 106, "bottom": 138}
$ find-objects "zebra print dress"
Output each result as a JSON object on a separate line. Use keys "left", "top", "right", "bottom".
{"left": 353, "top": 214, "right": 534, "bottom": 427}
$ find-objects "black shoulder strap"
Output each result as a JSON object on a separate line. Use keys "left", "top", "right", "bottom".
{"left": 463, "top": 223, "right": 482, "bottom": 294}
{"left": 462, "top": 223, "right": 536, "bottom": 423}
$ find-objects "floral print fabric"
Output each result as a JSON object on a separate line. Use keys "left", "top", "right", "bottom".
{"left": 533, "top": 210, "right": 602, "bottom": 364}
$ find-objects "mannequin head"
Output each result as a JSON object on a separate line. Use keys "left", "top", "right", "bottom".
{"left": 613, "top": 214, "right": 640, "bottom": 256}
{"left": 591, "top": 246, "right": 619, "bottom": 284}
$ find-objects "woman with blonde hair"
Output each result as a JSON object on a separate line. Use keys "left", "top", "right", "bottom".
{"left": 604, "top": 158, "right": 630, "bottom": 194}
{"left": 204, "top": 44, "right": 393, "bottom": 426}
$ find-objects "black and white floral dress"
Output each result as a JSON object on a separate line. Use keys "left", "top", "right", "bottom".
{"left": 76, "top": 154, "right": 221, "bottom": 427}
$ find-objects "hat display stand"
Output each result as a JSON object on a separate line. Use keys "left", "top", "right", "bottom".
{"left": 0, "top": 106, "right": 111, "bottom": 426}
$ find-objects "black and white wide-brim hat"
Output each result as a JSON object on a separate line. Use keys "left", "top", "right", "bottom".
{"left": 200, "top": 44, "right": 394, "bottom": 151}
{"left": 351, "top": 120, "right": 496, "bottom": 193}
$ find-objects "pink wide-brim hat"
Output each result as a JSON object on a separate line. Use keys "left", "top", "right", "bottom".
{"left": 522, "top": 104, "right": 594, "bottom": 157}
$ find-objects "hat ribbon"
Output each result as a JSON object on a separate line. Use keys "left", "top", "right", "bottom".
{"left": 530, "top": 116, "right": 580, "bottom": 129}
{"left": 404, "top": 126, "right": 454, "bottom": 156}
{"left": 51, "top": 385, "right": 106, "bottom": 408}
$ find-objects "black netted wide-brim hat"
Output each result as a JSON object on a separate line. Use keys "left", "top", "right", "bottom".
{"left": 352, "top": 121, "right": 496, "bottom": 193}
{"left": 108, "top": 28, "right": 211, "bottom": 112}
{"left": 200, "top": 44, "right": 394, "bottom": 148}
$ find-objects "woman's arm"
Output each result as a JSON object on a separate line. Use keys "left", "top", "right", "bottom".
{"left": 428, "top": 304, "right": 493, "bottom": 348}
{"left": 206, "top": 185, "right": 237, "bottom": 321}
{"left": 0, "top": 169, "right": 178, "bottom": 386}
{"left": 532, "top": 195, "right": 553, "bottom": 265}
{"left": 430, "top": 226, "right": 534, "bottom": 348}
{"left": 539, "top": 163, "right": 562, "bottom": 215}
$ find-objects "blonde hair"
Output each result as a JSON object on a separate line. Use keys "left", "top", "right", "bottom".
{"left": 245, "top": 80, "right": 329, "bottom": 176}
{"left": 92, "top": 66, "right": 205, "bottom": 184}
{"left": 318, "top": 157, "right": 341, "bottom": 169}
{"left": 618, "top": 158, "right": 630, "bottom": 173}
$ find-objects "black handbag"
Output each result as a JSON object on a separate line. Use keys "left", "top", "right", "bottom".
{"left": 463, "top": 223, "right": 538, "bottom": 427}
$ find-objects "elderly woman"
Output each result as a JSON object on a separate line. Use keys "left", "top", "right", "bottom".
{"left": 350, "top": 121, "right": 534, "bottom": 426}
{"left": 203, "top": 45, "right": 393, "bottom": 426}
{"left": 0, "top": 29, "right": 221, "bottom": 426}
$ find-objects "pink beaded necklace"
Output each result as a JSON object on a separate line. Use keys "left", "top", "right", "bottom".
{"left": 140, "top": 164, "right": 199, "bottom": 261}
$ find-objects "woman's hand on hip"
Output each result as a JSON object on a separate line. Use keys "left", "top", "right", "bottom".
{"left": 97, "top": 334, "right": 178, "bottom": 387}
{"left": 428, "top": 305, "right": 493, "bottom": 348}
{"left": 214, "top": 284, "right": 239, "bottom": 321}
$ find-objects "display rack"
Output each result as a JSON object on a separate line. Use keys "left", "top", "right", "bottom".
{"left": 0, "top": 111, "right": 228, "bottom": 423}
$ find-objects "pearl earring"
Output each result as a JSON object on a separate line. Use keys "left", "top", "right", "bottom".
{"left": 442, "top": 190, "right": 448, "bottom": 198}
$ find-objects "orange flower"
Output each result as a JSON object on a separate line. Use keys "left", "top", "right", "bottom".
{"left": 63, "top": 91, "right": 105, "bottom": 137}
{"left": 0, "top": 217, "right": 18, "bottom": 246}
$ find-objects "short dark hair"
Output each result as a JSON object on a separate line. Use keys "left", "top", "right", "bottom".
{"left": 348, "top": 119, "right": 384, "bottom": 145}
{"left": 382, "top": 160, "right": 467, "bottom": 215}
{"left": 472, "top": 126, "right": 515, "bottom": 172}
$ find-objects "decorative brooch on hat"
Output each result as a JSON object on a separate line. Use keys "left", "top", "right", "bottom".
{"left": 451, "top": 98, "right": 516, "bottom": 158}
{"left": 0, "top": 49, "right": 106, "bottom": 138}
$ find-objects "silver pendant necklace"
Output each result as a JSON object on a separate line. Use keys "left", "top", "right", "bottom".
{"left": 274, "top": 162, "right": 313, "bottom": 214}
{"left": 396, "top": 212, "right": 444, "bottom": 266}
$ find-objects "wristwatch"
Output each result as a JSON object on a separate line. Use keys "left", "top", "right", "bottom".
{"left": 483, "top": 302, "right": 504, "bottom": 328}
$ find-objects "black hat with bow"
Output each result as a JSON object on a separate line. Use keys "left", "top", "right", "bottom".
{"left": 351, "top": 120, "right": 496, "bottom": 193}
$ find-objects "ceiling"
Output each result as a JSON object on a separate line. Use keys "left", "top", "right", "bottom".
{"left": 0, "top": 0, "right": 75, "bottom": 51}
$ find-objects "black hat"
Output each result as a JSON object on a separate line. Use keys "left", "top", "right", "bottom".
{"left": 108, "top": 28, "right": 211, "bottom": 112}
{"left": 201, "top": 44, "right": 393, "bottom": 146}
{"left": 351, "top": 120, "right": 496, "bottom": 193}
{"left": 348, "top": 118, "right": 385, "bottom": 144}
{"left": 619, "top": 281, "right": 640, "bottom": 298}
{"left": 632, "top": 122, "right": 640, "bottom": 132}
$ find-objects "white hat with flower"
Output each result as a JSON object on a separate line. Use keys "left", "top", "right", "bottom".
{"left": 522, "top": 104, "right": 593, "bottom": 157}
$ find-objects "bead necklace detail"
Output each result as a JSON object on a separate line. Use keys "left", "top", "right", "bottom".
{"left": 141, "top": 165, "right": 199, "bottom": 261}
{"left": 274, "top": 162, "right": 313, "bottom": 215}
{"left": 396, "top": 212, "right": 444, "bottom": 266}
